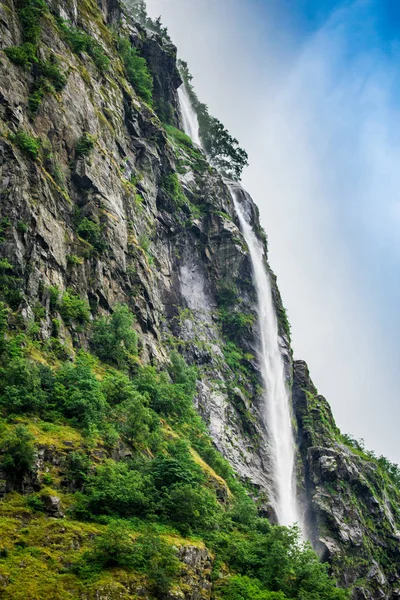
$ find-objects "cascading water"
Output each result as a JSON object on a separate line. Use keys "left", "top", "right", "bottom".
{"left": 230, "top": 185, "right": 300, "bottom": 527}
{"left": 178, "top": 83, "right": 202, "bottom": 147}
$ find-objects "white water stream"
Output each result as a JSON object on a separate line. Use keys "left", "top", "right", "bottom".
{"left": 231, "top": 186, "right": 300, "bottom": 527}
{"left": 178, "top": 84, "right": 202, "bottom": 147}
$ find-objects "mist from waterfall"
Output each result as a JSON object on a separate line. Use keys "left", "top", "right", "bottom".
{"left": 231, "top": 185, "right": 300, "bottom": 527}
{"left": 178, "top": 84, "right": 202, "bottom": 147}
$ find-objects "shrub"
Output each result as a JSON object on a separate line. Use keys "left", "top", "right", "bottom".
{"left": 12, "top": 129, "right": 41, "bottom": 160}
{"left": 38, "top": 59, "right": 67, "bottom": 91}
{"left": 0, "top": 425, "right": 35, "bottom": 479}
{"left": 160, "top": 482, "right": 222, "bottom": 534}
{"left": 79, "top": 520, "right": 137, "bottom": 573}
{"left": 53, "top": 355, "right": 108, "bottom": 431}
{"left": 134, "top": 365, "right": 193, "bottom": 418}
{"left": 5, "top": 42, "right": 37, "bottom": 66}
{"left": 118, "top": 37, "right": 153, "bottom": 104}
{"left": 75, "top": 133, "right": 95, "bottom": 158}
{"left": 216, "top": 575, "right": 286, "bottom": 600}
{"left": 114, "top": 394, "right": 155, "bottom": 448}
{"left": 80, "top": 460, "right": 153, "bottom": 517}
{"left": 17, "top": 0, "right": 47, "bottom": 44}
{"left": 76, "top": 217, "right": 106, "bottom": 253}
{"left": 59, "top": 289, "right": 91, "bottom": 325}
{"left": 0, "top": 358, "right": 50, "bottom": 414}
{"left": 91, "top": 304, "right": 138, "bottom": 368}
{"left": 219, "top": 309, "right": 255, "bottom": 342}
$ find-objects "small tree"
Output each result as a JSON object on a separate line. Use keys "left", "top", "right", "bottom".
{"left": 0, "top": 425, "right": 35, "bottom": 479}
{"left": 91, "top": 304, "right": 138, "bottom": 368}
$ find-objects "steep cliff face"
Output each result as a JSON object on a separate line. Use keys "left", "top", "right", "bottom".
{"left": 0, "top": 1, "right": 398, "bottom": 599}
{"left": 293, "top": 361, "right": 400, "bottom": 599}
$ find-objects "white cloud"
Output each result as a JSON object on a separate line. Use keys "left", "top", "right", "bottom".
{"left": 145, "top": 0, "right": 400, "bottom": 463}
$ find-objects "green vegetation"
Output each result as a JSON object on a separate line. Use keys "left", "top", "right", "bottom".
{"left": 75, "top": 133, "right": 95, "bottom": 158}
{"left": 164, "top": 124, "right": 208, "bottom": 174}
{"left": 58, "top": 20, "right": 110, "bottom": 73}
{"left": 4, "top": 0, "right": 47, "bottom": 67}
{"left": 11, "top": 129, "right": 41, "bottom": 160}
{"left": 179, "top": 60, "right": 248, "bottom": 180}
{"left": 0, "top": 425, "right": 35, "bottom": 479}
{"left": 76, "top": 216, "right": 106, "bottom": 254}
{"left": 161, "top": 172, "right": 186, "bottom": 208}
{"left": 118, "top": 37, "right": 153, "bottom": 104}
{"left": 0, "top": 292, "right": 348, "bottom": 598}
{"left": 91, "top": 304, "right": 138, "bottom": 368}
{"left": 58, "top": 289, "right": 91, "bottom": 326}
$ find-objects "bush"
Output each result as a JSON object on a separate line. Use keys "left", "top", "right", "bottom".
{"left": 75, "top": 134, "right": 95, "bottom": 158}
{"left": 128, "top": 529, "right": 180, "bottom": 597}
{"left": 59, "top": 289, "right": 91, "bottom": 325}
{"left": 53, "top": 355, "right": 108, "bottom": 431}
{"left": 216, "top": 575, "right": 286, "bottom": 600}
{"left": 118, "top": 37, "right": 153, "bottom": 104}
{"left": 17, "top": 0, "right": 47, "bottom": 44}
{"left": 5, "top": 42, "right": 37, "bottom": 67}
{"left": 0, "top": 358, "right": 50, "bottom": 414}
{"left": 38, "top": 59, "right": 67, "bottom": 91}
{"left": 91, "top": 304, "right": 138, "bottom": 368}
{"left": 160, "top": 482, "right": 222, "bottom": 534}
{"left": 80, "top": 460, "right": 153, "bottom": 517}
{"left": 134, "top": 366, "right": 193, "bottom": 418}
{"left": 76, "top": 217, "right": 105, "bottom": 253}
{"left": 12, "top": 129, "right": 41, "bottom": 160}
{"left": 76, "top": 217, "right": 106, "bottom": 253}
{"left": 65, "top": 451, "right": 92, "bottom": 488}
{"left": 0, "top": 425, "right": 35, "bottom": 479}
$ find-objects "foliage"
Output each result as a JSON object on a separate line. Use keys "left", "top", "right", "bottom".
{"left": 75, "top": 134, "right": 95, "bottom": 158}
{"left": 0, "top": 358, "right": 49, "bottom": 414}
{"left": 179, "top": 60, "right": 248, "bottom": 180}
{"left": 5, "top": 43, "right": 37, "bottom": 67}
{"left": 91, "top": 304, "right": 138, "bottom": 368}
{"left": 76, "top": 217, "right": 106, "bottom": 253}
{"left": 59, "top": 20, "right": 110, "bottom": 72}
{"left": 11, "top": 129, "right": 41, "bottom": 160}
{"left": 219, "top": 309, "right": 255, "bottom": 342}
{"left": 117, "top": 37, "right": 153, "bottom": 104}
{"left": 161, "top": 172, "right": 186, "bottom": 208}
{"left": 59, "top": 289, "right": 91, "bottom": 325}
{"left": 0, "top": 312, "right": 349, "bottom": 599}
{"left": 53, "top": 354, "right": 108, "bottom": 431}
{"left": 79, "top": 459, "right": 153, "bottom": 517}
{"left": 0, "top": 425, "right": 35, "bottom": 478}
{"left": 4, "top": 0, "right": 46, "bottom": 66}
{"left": 216, "top": 575, "right": 286, "bottom": 600}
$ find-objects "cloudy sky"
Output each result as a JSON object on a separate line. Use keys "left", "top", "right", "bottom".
{"left": 145, "top": 0, "right": 400, "bottom": 464}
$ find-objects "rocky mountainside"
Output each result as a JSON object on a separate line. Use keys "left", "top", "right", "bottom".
{"left": 0, "top": 0, "right": 398, "bottom": 598}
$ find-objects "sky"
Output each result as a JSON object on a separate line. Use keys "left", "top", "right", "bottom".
{"left": 145, "top": 0, "right": 400, "bottom": 464}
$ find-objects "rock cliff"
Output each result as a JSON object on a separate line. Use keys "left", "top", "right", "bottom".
{"left": 0, "top": 0, "right": 398, "bottom": 598}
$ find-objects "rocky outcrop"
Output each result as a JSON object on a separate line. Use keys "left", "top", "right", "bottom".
{"left": 293, "top": 361, "right": 400, "bottom": 599}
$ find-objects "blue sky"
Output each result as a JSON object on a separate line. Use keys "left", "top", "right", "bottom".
{"left": 146, "top": 0, "right": 400, "bottom": 463}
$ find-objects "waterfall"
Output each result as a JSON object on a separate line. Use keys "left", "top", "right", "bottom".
{"left": 230, "top": 185, "right": 300, "bottom": 527}
{"left": 178, "top": 84, "right": 202, "bottom": 147}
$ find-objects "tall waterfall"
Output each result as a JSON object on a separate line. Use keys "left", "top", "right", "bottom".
{"left": 178, "top": 84, "right": 202, "bottom": 147}
{"left": 231, "top": 186, "right": 300, "bottom": 527}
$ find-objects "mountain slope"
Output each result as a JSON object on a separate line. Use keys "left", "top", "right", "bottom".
{"left": 0, "top": 0, "right": 398, "bottom": 598}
